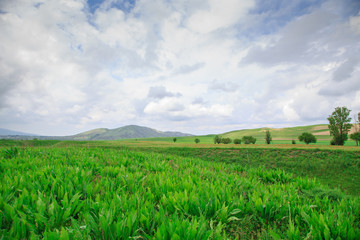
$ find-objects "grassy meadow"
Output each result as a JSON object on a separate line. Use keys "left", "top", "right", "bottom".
{"left": 1, "top": 139, "right": 360, "bottom": 239}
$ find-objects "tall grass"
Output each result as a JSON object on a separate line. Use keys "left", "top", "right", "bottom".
{"left": 0, "top": 146, "right": 359, "bottom": 239}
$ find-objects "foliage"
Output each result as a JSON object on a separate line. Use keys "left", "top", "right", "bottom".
{"left": 194, "top": 138, "right": 200, "bottom": 144}
{"left": 328, "top": 107, "right": 352, "bottom": 146}
{"left": 140, "top": 147, "right": 360, "bottom": 196}
{"left": 221, "top": 138, "right": 232, "bottom": 144}
{"left": 350, "top": 132, "right": 360, "bottom": 146}
{"left": 292, "top": 140, "right": 296, "bottom": 144}
{"left": 1, "top": 147, "right": 19, "bottom": 159}
{"left": 265, "top": 130, "right": 272, "bottom": 144}
{"left": 298, "top": 132, "right": 317, "bottom": 145}
{"left": 350, "top": 113, "right": 360, "bottom": 146}
{"left": 173, "top": 137, "right": 177, "bottom": 143}
{"left": 1, "top": 146, "right": 359, "bottom": 239}
{"left": 233, "top": 139, "right": 241, "bottom": 144}
{"left": 242, "top": 136, "right": 256, "bottom": 144}
{"left": 213, "top": 135, "right": 221, "bottom": 144}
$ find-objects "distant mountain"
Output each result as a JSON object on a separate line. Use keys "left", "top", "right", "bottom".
{"left": 0, "top": 128, "right": 37, "bottom": 136}
{"left": 70, "top": 125, "right": 193, "bottom": 140}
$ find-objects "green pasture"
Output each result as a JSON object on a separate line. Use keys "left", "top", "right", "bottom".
{"left": 1, "top": 144, "right": 359, "bottom": 239}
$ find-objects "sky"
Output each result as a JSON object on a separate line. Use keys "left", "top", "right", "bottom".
{"left": 0, "top": 0, "right": 360, "bottom": 136}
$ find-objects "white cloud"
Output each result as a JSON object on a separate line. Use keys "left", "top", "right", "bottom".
{"left": 186, "top": 0, "right": 254, "bottom": 34}
{"left": 0, "top": 0, "right": 359, "bottom": 135}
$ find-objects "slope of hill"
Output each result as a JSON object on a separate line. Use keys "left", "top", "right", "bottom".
{"left": 220, "top": 124, "right": 332, "bottom": 140}
{"left": 71, "top": 125, "right": 192, "bottom": 140}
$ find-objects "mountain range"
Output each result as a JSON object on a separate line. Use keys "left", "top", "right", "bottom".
{"left": 0, "top": 125, "right": 192, "bottom": 140}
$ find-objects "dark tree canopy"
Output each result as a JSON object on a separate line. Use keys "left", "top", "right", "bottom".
{"left": 265, "top": 130, "right": 272, "bottom": 144}
{"left": 350, "top": 132, "right": 360, "bottom": 146}
{"left": 242, "top": 136, "right": 256, "bottom": 144}
{"left": 298, "top": 132, "right": 317, "bottom": 145}
{"left": 350, "top": 112, "right": 360, "bottom": 146}
{"left": 221, "top": 138, "right": 232, "bottom": 144}
{"left": 233, "top": 138, "right": 241, "bottom": 144}
{"left": 327, "top": 107, "right": 352, "bottom": 146}
{"left": 213, "top": 135, "right": 221, "bottom": 144}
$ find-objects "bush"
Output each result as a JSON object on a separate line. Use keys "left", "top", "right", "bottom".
{"left": 265, "top": 130, "right": 272, "bottom": 144}
{"left": 221, "top": 138, "right": 232, "bottom": 144}
{"left": 213, "top": 135, "right": 221, "bottom": 144}
{"left": 242, "top": 136, "right": 256, "bottom": 144}
{"left": 298, "top": 132, "right": 317, "bottom": 145}
{"left": 194, "top": 138, "right": 200, "bottom": 144}
{"left": 233, "top": 139, "right": 241, "bottom": 144}
{"left": 173, "top": 137, "right": 177, "bottom": 143}
{"left": 292, "top": 140, "right": 296, "bottom": 144}
{"left": 350, "top": 132, "right": 360, "bottom": 146}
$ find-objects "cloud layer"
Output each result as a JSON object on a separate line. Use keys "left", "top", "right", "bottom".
{"left": 0, "top": 0, "right": 359, "bottom": 135}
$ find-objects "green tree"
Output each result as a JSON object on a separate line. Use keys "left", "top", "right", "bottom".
{"left": 242, "top": 136, "right": 256, "bottom": 144}
{"left": 214, "top": 135, "right": 221, "bottom": 144}
{"left": 298, "top": 132, "right": 317, "bottom": 144}
{"left": 173, "top": 137, "right": 177, "bottom": 143}
{"left": 233, "top": 138, "right": 241, "bottom": 144}
{"left": 350, "top": 112, "right": 360, "bottom": 146}
{"left": 194, "top": 138, "right": 200, "bottom": 144}
{"left": 350, "top": 132, "right": 360, "bottom": 146}
{"left": 221, "top": 138, "right": 232, "bottom": 144}
{"left": 265, "top": 130, "right": 272, "bottom": 144}
{"left": 327, "top": 107, "right": 352, "bottom": 146}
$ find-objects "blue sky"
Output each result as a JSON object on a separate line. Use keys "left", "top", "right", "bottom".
{"left": 0, "top": 0, "right": 359, "bottom": 136}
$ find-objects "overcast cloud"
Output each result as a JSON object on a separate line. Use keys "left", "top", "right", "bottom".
{"left": 0, "top": 0, "right": 359, "bottom": 136}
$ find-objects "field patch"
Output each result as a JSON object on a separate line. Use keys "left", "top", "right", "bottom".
{"left": 1, "top": 146, "right": 360, "bottom": 239}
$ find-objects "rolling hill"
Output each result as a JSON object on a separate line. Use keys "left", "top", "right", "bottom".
{"left": 220, "top": 124, "right": 332, "bottom": 140}
{"left": 70, "top": 125, "right": 193, "bottom": 140}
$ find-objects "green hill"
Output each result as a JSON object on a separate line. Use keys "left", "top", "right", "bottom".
{"left": 141, "top": 124, "right": 338, "bottom": 144}
{"left": 221, "top": 124, "right": 332, "bottom": 141}
{"left": 71, "top": 125, "right": 192, "bottom": 140}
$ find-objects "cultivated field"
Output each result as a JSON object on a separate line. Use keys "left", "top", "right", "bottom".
{"left": 1, "top": 140, "right": 360, "bottom": 239}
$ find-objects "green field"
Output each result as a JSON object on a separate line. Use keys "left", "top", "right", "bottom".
{"left": 1, "top": 140, "right": 360, "bottom": 239}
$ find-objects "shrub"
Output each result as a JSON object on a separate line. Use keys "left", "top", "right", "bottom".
{"left": 242, "top": 136, "right": 256, "bottom": 144}
{"left": 298, "top": 132, "right": 317, "bottom": 145}
{"left": 213, "top": 135, "right": 221, "bottom": 144}
{"left": 233, "top": 139, "right": 241, "bottom": 144}
{"left": 173, "top": 137, "right": 177, "bottom": 143}
{"left": 292, "top": 140, "right": 296, "bottom": 144}
{"left": 221, "top": 138, "right": 232, "bottom": 144}
{"left": 194, "top": 138, "right": 200, "bottom": 144}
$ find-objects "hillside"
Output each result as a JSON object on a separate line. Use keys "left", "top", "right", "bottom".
{"left": 71, "top": 125, "right": 192, "bottom": 140}
{"left": 220, "top": 124, "right": 332, "bottom": 140}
